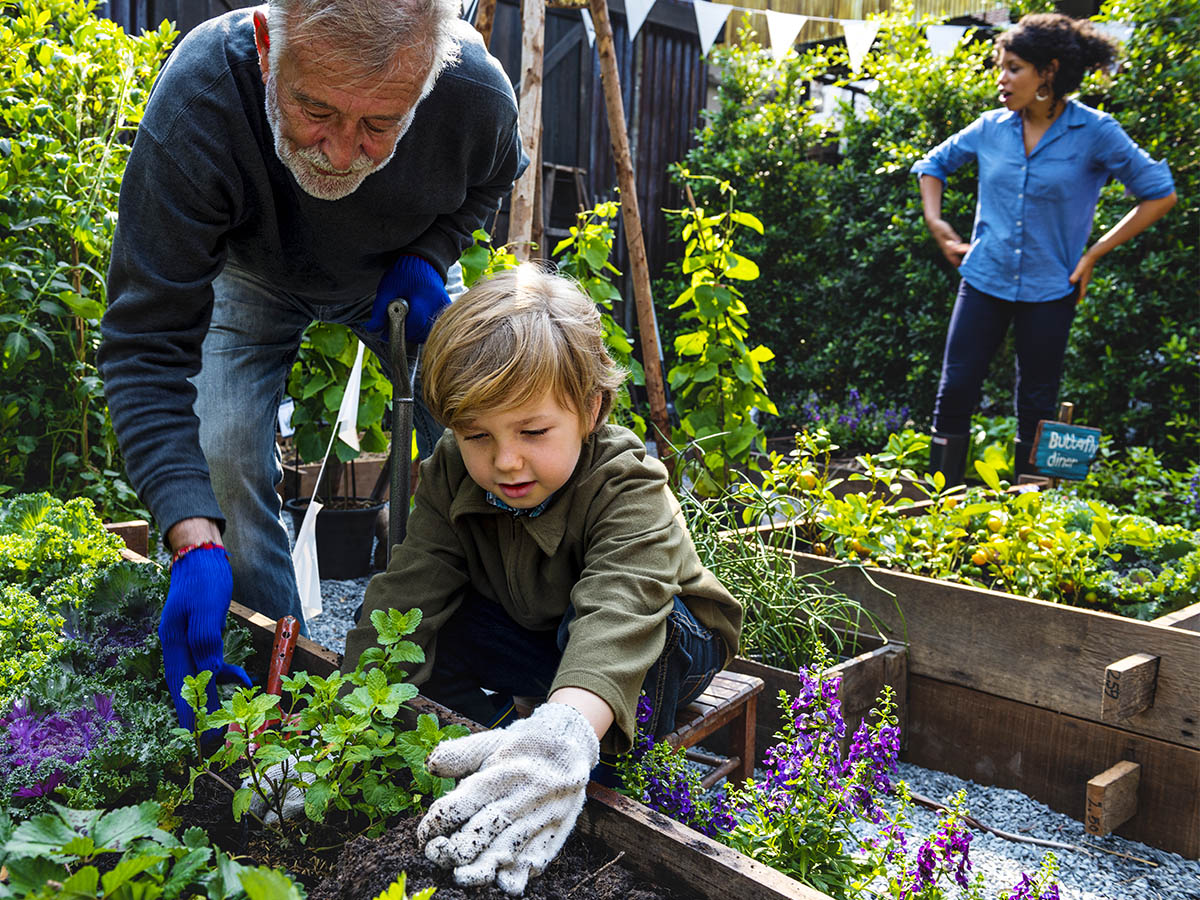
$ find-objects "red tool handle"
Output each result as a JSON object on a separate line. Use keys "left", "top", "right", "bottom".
{"left": 266, "top": 615, "right": 299, "bottom": 696}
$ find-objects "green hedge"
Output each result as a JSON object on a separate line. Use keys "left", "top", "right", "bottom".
{"left": 668, "top": 0, "right": 1197, "bottom": 466}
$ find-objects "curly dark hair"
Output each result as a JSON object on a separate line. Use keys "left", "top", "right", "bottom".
{"left": 995, "top": 13, "right": 1120, "bottom": 103}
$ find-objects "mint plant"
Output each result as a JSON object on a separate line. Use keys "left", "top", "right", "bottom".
{"left": 666, "top": 169, "right": 776, "bottom": 494}
{"left": 182, "top": 607, "right": 468, "bottom": 838}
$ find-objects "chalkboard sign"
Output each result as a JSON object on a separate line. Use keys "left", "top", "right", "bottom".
{"left": 1031, "top": 420, "right": 1102, "bottom": 480}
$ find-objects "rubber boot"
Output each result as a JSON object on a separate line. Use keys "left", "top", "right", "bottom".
{"left": 929, "top": 432, "right": 969, "bottom": 486}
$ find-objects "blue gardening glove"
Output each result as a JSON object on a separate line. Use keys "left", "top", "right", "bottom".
{"left": 366, "top": 254, "right": 451, "bottom": 344}
{"left": 159, "top": 545, "right": 252, "bottom": 731}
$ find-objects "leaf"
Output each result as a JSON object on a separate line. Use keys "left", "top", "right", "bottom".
{"left": 974, "top": 460, "right": 1002, "bottom": 493}
{"left": 91, "top": 801, "right": 161, "bottom": 850}
{"left": 730, "top": 210, "right": 765, "bottom": 233}
{"left": 100, "top": 851, "right": 168, "bottom": 894}
{"left": 232, "top": 787, "right": 254, "bottom": 823}
{"left": 162, "top": 848, "right": 212, "bottom": 899}
{"left": 239, "top": 866, "right": 305, "bottom": 900}
{"left": 304, "top": 780, "right": 335, "bottom": 822}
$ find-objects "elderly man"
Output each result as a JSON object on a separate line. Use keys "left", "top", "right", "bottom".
{"left": 98, "top": 0, "right": 524, "bottom": 728}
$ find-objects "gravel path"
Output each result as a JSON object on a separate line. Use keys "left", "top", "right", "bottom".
{"left": 291, "top": 526, "right": 1200, "bottom": 900}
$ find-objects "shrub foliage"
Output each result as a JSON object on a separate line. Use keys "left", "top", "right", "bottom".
{"left": 675, "top": 0, "right": 1197, "bottom": 465}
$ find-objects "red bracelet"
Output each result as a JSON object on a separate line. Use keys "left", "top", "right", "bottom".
{"left": 171, "top": 541, "right": 224, "bottom": 565}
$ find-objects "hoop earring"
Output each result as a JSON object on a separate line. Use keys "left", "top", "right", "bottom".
{"left": 1035, "top": 85, "right": 1051, "bottom": 102}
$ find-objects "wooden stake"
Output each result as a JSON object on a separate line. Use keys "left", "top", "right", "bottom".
{"left": 1086, "top": 760, "right": 1141, "bottom": 836}
{"left": 588, "top": 0, "right": 672, "bottom": 458}
{"left": 1101, "top": 653, "right": 1160, "bottom": 721}
{"left": 509, "top": 0, "right": 545, "bottom": 260}
{"left": 474, "top": 0, "right": 497, "bottom": 46}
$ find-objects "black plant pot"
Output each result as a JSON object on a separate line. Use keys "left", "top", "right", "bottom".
{"left": 283, "top": 497, "right": 386, "bottom": 580}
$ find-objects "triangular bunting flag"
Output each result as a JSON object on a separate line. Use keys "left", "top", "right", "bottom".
{"left": 764, "top": 10, "right": 808, "bottom": 61}
{"left": 841, "top": 19, "right": 880, "bottom": 73}
{"left": 926, "top": 24, "right": 967, "bottom": 59}
{"left": 335, "top": 339, "right": 366, "bottom": 452}
{"left": 293, "top": 498, "right": 324, "bottom": 621}
{"left": 581, "top": 8, "right": 596, "bottom": 47}
{"left": 693, "top": 0, "right": 734, "bottom": 56}
{"left": 625, "top": 0, "right": 655, "bottom": 42}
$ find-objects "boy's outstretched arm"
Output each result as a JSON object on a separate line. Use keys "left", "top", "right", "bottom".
{"left": 416, "top": 690, "right": 612, "bottom": 896}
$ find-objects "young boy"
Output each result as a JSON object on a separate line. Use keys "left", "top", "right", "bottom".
{"left": 342, "top": 263, "right": 742, "bottom": 895}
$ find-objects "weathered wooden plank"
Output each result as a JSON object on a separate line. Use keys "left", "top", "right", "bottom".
{"left": 1153, "top": 601, "right": 1200, "bottom": 634}
{"left": 1085, "top": 760, "right": 1141, "bottom": 837}
{"left": 578, "top": 785, "right": 831, "bottom": 900}
{"left": 105, "top": 520, "right": 150, "bottom": 558}
{"left": 787, "top": 552, "right": 1200, "bottom": 749}
{"left": 905, "top": 674, "right": 1200, "bottom": 859}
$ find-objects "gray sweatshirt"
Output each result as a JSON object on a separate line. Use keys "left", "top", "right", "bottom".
{"left": 99, "top": 9, "right": 524, "bottom": 535}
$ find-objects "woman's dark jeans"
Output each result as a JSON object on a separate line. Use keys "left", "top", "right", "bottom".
{"left": 933, "top": 279, "right": 1078, "bottom": 444}
{"left": 419, "top": 591, "right": 726, "bottom": 784}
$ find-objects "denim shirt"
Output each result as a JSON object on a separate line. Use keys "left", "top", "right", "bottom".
{"left": 912, "top": 99, "right": 1174, "bottom": 303}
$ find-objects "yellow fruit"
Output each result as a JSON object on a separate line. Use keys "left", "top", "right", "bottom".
{"left": 944, "top": 497, "right": 959, "bottom": 509}
{"left": 812, "top": 542, "right": 828, "bottom": 556}
{"left": 986, "top": 514, "right": 1006, "bottom": 533}
{"left": 800, "top": 472, "right": 818, "bottom": 490}
{"left": 971, "top": 549, "right": 989, "bottom": 566}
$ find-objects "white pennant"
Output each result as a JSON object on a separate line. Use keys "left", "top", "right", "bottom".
{"left": 581, "top": 8, "right": 595, "bottom": 47}
{"left": 293, "top": 498, "right": 324, "bottom": 622}
{"left": 841, "top": 19, "right": 880, "bottom": 74}
{"left": 335, "top": 340, "right": 366, "bottom": 452}
{"left": 692, "top": 0, "right": 733, "bottom": 56}
{"left": 925, "top": 24, "right": 967, "bottom": 59}
{"left": 764, "top": 10, "right": 807, "bottom": 61}
{"left": 624, "top": 0, "right": 655, "bottom": 42}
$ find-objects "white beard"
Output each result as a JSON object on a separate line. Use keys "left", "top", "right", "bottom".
{"left": 264, "top": 70, "right": 409, "bottom": 201}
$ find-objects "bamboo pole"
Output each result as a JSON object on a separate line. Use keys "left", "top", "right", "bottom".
{"left": 508, "top": 0, "right": 545, "bottom": 261}
{"left": 587, "top": 0, "right": 672, "bottom": 457}
{"left": 474, "top": 0, "right": 497, "bottom": 46}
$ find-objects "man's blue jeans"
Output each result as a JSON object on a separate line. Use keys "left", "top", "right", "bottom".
{"left": 933, "top": 279, "right": 1078, "bottom": 444}
{"left": 419, "top": 592, "right": 726, "bottom": 782}
{"left": 191, "top": 263, "right": 461, "bottom": 629}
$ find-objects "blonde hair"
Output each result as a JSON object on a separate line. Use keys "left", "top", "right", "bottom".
{"left": 423, "top": 263, "right": 626, "bottom": 434}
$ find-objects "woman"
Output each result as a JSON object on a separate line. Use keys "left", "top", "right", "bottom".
{"left": 912, "top": 13, "right": 1176, "bottom": 484}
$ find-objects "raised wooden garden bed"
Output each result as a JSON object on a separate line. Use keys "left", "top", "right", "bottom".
{"left": 774, "top": 551, "right": 1200, "bottom": 858}
{"left": 225, "top": 599, "right": 889, "bottom": 900}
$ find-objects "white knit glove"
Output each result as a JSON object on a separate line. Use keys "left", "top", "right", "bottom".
{"left": 417, "top": 702, "right": 600, "bottom": 896}
{"left": 242, "top": 752, "right": 315, "bottom": 825}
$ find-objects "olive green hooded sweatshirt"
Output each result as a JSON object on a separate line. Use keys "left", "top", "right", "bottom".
{"left": 343, "top": 424, "right": 742, "bottom": 752}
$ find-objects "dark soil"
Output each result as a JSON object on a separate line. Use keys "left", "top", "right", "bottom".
{"left": 309, "top": 816, "right": 675, "bottom": 900}
{"left": 177, "top": 770, "right": 673, "bottom": 898}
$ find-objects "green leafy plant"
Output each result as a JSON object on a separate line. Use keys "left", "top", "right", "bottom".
{"left": 0, "top": 800, "right": 302, "bottom": 899}
{"left": 666, "top": 169, "right": 776, "bottom": 493}
{"left": 675, "top": 1, "right": 1196, "bottom": 467}
{"left": 0, "top": 0, "right": 174, "bottom": 519}
{"left": 182, "top": 607, "right": 467, "bottom": 838}
{"left": 459, "top": 227, "right": 519, "bottom": 288}
{"left": 552, "top": 202, "right": 646, "bottom": 437}
{"left": 1069, "top": 440, "right": 1200, "bottom": 530}
{"left": 743, "top": 438, "right": 1198, "bottom": 620}
{"left": 680, "top": 475, "right": 880, "bottom": 670}
{"left": 286, "top": 321, "right": 393, "bottom": 477}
